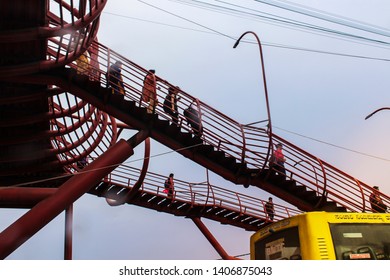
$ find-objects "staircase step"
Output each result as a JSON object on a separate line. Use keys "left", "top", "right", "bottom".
{"left": 177, "top": 132, "right": 195, "bottom": 142}
{"left": 219, "top": 156, "right": 239, "bottom": 171}
{"left": 209, "top": 150, "right": 226, "bottom": 161}
{"left": 109, "top": 94, "right": 125, "bottom": 106}
{"left": 302, "top": 190, "right": 319, "bottom": 201}
{"left": 317, "top": 201, "right": 341, "bottom": 212}
{"left": 154, "top": 118, "right": 170, "bottom": 130}
{"left": 196, "top": 144, "right": 215, "bottom": 155}
{"left": 204, "top": 206, "right": 224, "bottom": 215}
{"left": 94, "top": 181, "right": 110, "bottom": 190}
{"left": 165, "top": 123, "right": 182, "bottom": 134}
{"left": 85, "top": 80, "right": 103, "bottom": 92}
{"left": 120, "top": 100, "right": 136, "bottom": 111}
{"left": 290, "top": 184, "right": 305, "bottom": 194}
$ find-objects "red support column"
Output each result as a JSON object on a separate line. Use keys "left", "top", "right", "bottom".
{"left": 64, "top": 204, "right": 73, "bottom": 260}
{"left": 192, "top": 217, "right": 239, "bottom": 260}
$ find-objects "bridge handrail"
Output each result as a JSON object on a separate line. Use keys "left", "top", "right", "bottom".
{"left": 64, "top": 40, "right": 389, "bottom": 214}
{"left": 105, "top": 165, "right": 302, "bottom": 223}
{"left": 0, "top": 0, "right": 106, "bottom": 77}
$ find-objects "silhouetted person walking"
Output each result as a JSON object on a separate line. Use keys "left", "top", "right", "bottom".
{"left": 265, "top": 197, "right": 275, "bottom": 221}
{"left": 163, "top": 86, "right": 180, "bottom": 125}
{"left": 164, "top": 173, "right": 175, "bottom": 200}
{"left": 370, "top": 186, "right": 387, "bottom": 213}
{"left": 271, "top": 143, "right": 286, "bottom": 179}
{"left": 107, "top": 61, "right": 125, "bottom": 95}
{"left": 142, "top": 69, "right": 157, "bottom": 114}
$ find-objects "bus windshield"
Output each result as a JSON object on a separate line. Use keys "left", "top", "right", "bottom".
{"left": 330, "top": 224, "right": 390, "bottom": 260}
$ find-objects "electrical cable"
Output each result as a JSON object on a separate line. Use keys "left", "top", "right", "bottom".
{"left": 168, "top": 0, "right": 390, "bottom": 47}
{"left": 121, "top": 1, "right": 390, "bottom": 62}
{"left": 273, "top": 125, "right": 390, "bottom": 162}
{"left": 253, "top": 0, "right": 390, "bottom": 38}
{"left": 177, "top": 0, "right": 390, "bottom": 46}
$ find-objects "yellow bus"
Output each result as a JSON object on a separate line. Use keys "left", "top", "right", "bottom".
{"left": 250, "top": 212, "right": 390, "bottom": 260}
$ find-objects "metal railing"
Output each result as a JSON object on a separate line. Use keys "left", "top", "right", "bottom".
{"left": 65, "top": 40, "right": 390, "bottom": 214}
{"left": 49, "top": 91, "right": 118, "bottom": 169}
{"left": 26, "top": 2, "right": 387, "bottom": 214}
{"left": 0, "top": 0, "right": 106, "bottom": 77}
{"left": 102, "top": 165, "right": 302, "bottom": 223}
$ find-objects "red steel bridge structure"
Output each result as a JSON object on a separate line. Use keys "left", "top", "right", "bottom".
{"left": 0, "top": 1, "right": 389, "bottom": 260}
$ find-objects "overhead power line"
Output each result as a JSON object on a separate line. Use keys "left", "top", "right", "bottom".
{"left": 108, "top": 1, "right": 390, "bottom": 62}
{"left": 216, "top": 0, "right": 390, "bottom": 48}
{"left": 254, "top": 0, "right": 390, "bottom": 38}
{"left": 137, "top": 0, "right": 236, "bottom": 40}
{"left": 174, "top": 0, "right": 390, "bottom": 47}
{"left": 273, "top": 125, "right": 390, "bottom": 163}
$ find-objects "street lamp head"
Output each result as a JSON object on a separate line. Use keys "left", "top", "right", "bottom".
{"left": 365, "top": 113, "right": 374, "bottom": 120}
{"left": 365, "top": 107, "right": 390, "bottom": 120}
{"left": 233, "top": 34, "right": 247, "bottom": 49}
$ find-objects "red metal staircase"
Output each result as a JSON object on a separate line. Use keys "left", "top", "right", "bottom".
{"left": 44, "top": 43, "right": 388, "bottom": 214}
{"left": 1, "top": 0, "right": 389, "bottom": 260}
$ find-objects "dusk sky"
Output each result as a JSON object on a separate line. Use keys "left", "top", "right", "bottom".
{"left": 1, "top": 0, "right": 390, "bottom": 260}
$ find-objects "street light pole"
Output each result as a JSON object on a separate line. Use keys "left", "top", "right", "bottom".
{"left": 233, "top": 31, "right": 274, "bottom": 168}
{"left": 365, "top": 107, "right": 390, "bottom": 120}
{"left": 233, "top": 31, "right": 272, "bottom": 136}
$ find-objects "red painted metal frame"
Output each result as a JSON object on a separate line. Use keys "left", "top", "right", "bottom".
{"left": 0, "top": 131, "right": 151, "bottom": 259}
{"left": 106, "top": 136, "right": 151, "bottom": 206}
{"left": 192, "top": 217, "right": 239, "bottom": 260}
{"left": 0, "top": 0, "right": 107, "bottom": 77}
{"left": 1, "top": 0, "right": 389, "bottom": 260}
{"left": 1, "top": 0, "right": 117, "bottom": 186}
{"left": 0, "top": 3, "right": 145, "bottom": 262}
{"left": 0, "top": 188, "right": 57, "bottom": 208}
{"left": 64, "top": 204, "right": 73, "bottom": 260}
{"left": 60, "top": 39, "right": 389, "bottom": 213}
{"left": 102, "top": 165, "right": 302, "bottom": 223}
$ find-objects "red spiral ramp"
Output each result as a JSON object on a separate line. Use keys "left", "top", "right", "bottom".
{"left": 0, "top": 0, "right": 111, "bottom": 188}
{"left": 0, "top": 1, "right": 124, "bottom": 258}
{"left": 0, "top": 0, "right": 106, "bottom": 76}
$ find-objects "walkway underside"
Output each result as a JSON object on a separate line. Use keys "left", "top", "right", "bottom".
{"left": 20, "top": 67, "right": 346, "bottom": 213}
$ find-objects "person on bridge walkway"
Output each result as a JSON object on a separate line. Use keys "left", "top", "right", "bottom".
{"left": 271, "top": 143, "right": 286, "bottom": 179}
{"left": 107, "top": 61, "right": 125, "bottom": 95}
{"left": 77, "top": 155, "right": 88, "bottom": 170}
{"left": 265, "top": 197, "right": 275, "bottom": 221}
{"left": 163, "top": 86, "right": 180, "bottom": 125}
{"left": 184, "top": 104, "right": 203, "bottom": 137}
{"left": 370, "top": 186, "right": 388, "bottom": 213}
{"left": 142, "top": 69, "right": 158, "bottom": 114}
{"left": 164, "top": 173, "right": 175, "bottom": 200}
{"left": 76, "top": 50, "right": 90, "bottom": 76}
